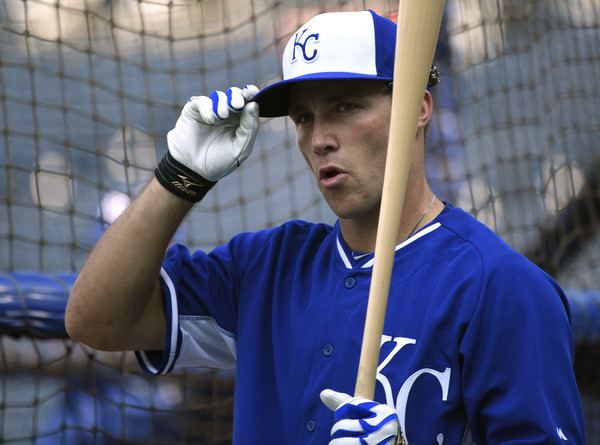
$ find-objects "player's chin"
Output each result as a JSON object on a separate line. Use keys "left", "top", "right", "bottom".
{"left": 323, "top": 195, "right": 374, "bottom": 221}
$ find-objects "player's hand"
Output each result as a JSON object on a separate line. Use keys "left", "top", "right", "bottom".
{"left": 167, "top": 85, "right": 260, "bottom": 182}
{"left": 320, "top": 389, "right": 400, "bottom": 445}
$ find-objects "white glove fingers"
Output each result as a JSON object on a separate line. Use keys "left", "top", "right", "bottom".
{"left": 226, "top": 87, "right": 245, "bottom": 112}
{"left": 236, "top": 102, "right": 259, "bottom": 139}
{"left": 242, "top": 84, "right": 260, "bottom": 101}
{"left": 227, "top": 102, "right": 259, "bottom": 171}
{"left": 364, "top": 427, "right": 397, "bottom": 445}
{"left": 210, "top": 90, "right": 230, "bottom": 120}
{"left": 321, "top": 389, "right": 400, "bottom": 445}
{"left": 168, "top": 84, "right": 260, "bottom": 182}
{"left": 331, "top": 418, "right": 363, "bottom": 435}
{"left": 321, "top": 389, "right": 353, "bottom": 411}
{"left": 329, "top": 438, "right": 360, "bottom": 445}
{"left": 363, "top": 404, "right": 397, "bottom": 427}
{"left": 187, "top": 96, "right": 218, "bottom": 125}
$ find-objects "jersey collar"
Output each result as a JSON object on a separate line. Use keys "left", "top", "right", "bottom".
{"left": 335, "top": 221, "right": 442, "bottom": 270}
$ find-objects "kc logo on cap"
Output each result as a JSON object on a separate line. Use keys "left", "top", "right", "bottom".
{"left": 291, "top": 28, "right": 320, "bottom": 63}
{"left": 254, "top": 10, "right": 423, "bottom": 117}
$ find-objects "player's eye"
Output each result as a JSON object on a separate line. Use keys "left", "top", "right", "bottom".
{"left": 336, "top": 102, "right": 356, "bottom": 113}
{"left": 293, "top": 112, "right": 312, "bottom": 125}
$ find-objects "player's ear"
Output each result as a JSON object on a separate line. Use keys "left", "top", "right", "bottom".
{"left": 417, "top": 90, "right": 433, "bottom": 129}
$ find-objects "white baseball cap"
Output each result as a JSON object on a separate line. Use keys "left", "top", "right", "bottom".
{"left": 254, "top": 10, "right": 439, "bottom": 117}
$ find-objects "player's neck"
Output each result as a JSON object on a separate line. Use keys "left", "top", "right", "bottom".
{"left": 339, "top": 215, "right": 380, "bottom": 254}
{"left": 339, "top": 186, "right": 442, "bottom": 254}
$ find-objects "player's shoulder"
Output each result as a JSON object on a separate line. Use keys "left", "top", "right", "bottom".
{"left": 439, "top": 204, "right": 515, "bottom": 254}
{"left": 436, "top": 203, "right": 545, "bottom": 277}
{"left": 436, "top": 204, "right": 564, "bottom": 304}
{"left": 437, "top": 204, "right": 503, "bottom": 246}
{"left": 218, "top": 220, "right": 334, "bottom": 272}
{"left": 228, "top": 219, "right": 334, "bottom": 252}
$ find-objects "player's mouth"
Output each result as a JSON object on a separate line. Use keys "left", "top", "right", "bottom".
{"left": 318, "top": 166, "right": 347, "bottom": 187}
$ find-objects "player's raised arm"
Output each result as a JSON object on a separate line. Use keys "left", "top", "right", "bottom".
{"left": 65, "top": 85, "right": 260, "bottom": 352}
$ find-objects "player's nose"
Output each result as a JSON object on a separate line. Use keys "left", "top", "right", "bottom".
{"left": 311, "top": 117, "right": 338, "bottom": 155}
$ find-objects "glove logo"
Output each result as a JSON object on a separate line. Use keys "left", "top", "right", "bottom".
{"left": 291, "top": 28, "right": 320, "bottom": 63}
{"left": 169, "top": 175, "right": 201, "bottom": 197}
{"left": 176, "top": 175, "right": 198, "bottom": 189}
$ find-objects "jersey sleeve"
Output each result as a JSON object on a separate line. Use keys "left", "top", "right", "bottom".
{"left": 460, "top": 252, "right": 585, "bottom": 444}
{"left": 136, "top": 241, "right": 244, "bottom": 375}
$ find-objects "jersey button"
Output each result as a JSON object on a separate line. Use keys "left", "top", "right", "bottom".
{"left": 322, "top": 344, "right": 334, "bottom": 357}
{"left": 344, "top": 277, "right": 356, "bottom": 288}
{"left": 306, "top": 419, "right": 316, "bottom": 432}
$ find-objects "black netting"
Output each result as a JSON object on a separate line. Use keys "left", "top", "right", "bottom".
{"left": 1, "top": 0, "right": 599, "bottom": 442}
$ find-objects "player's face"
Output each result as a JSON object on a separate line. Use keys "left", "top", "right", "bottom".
{"left": 289, "top": 80, "right": 392, "bottom": 221}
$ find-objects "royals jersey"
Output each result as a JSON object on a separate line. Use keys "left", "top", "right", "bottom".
{"left": 136, "top": 204, "right": 585, "bottom": 444}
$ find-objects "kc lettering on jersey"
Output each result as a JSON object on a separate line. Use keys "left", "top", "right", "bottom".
{"left": 377, "top": 335, "right": 451, "bottom": 443}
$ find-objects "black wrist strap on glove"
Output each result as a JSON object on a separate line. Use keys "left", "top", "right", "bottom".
{"left": 155, "top": 151, "right": 216, "bottom": 202}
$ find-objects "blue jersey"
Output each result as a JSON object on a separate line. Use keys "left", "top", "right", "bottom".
{"left": 136, "top": 204, "right": 585, "bottom": 444}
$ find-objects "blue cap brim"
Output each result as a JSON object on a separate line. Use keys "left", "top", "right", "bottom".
{"left": 254, "top": 72, "right": 393, "bottom": 118}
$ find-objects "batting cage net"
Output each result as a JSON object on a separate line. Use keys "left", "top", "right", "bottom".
{"left": 1, "top": 0, "right": 599, "bottom": 443}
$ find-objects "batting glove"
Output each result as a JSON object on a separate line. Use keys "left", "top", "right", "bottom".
{"left": 320, "top": 389, "right": 401, "bottom": 445}
{"left": 155, "top": 85, "right": 260, "bottom": 201}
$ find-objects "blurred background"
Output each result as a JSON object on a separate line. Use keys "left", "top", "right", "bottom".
{"left": 0, "top": 0, "right": 599, "bottom": 443}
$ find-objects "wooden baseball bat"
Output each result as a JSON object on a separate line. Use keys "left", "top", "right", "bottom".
{"left": 354, "top": 0, "right": 447, "bottom": 399}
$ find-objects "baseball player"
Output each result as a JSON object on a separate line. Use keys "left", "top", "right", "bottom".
{"left": 66, "top": 10, "right": 585, "bottom": 444}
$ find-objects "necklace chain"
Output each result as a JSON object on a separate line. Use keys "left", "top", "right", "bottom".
{"left": 351, "top": 193, "right": 438, "bottom": 258}
{"left": 406, "top": 193, "right": 437, "bottom": 239}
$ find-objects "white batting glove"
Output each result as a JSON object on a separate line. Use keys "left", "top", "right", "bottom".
{"left": 167, "top": 85, "right": 260, "bottom": 182}
{"left": 320, "top": 389, "right": 400, "bottom": 445}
